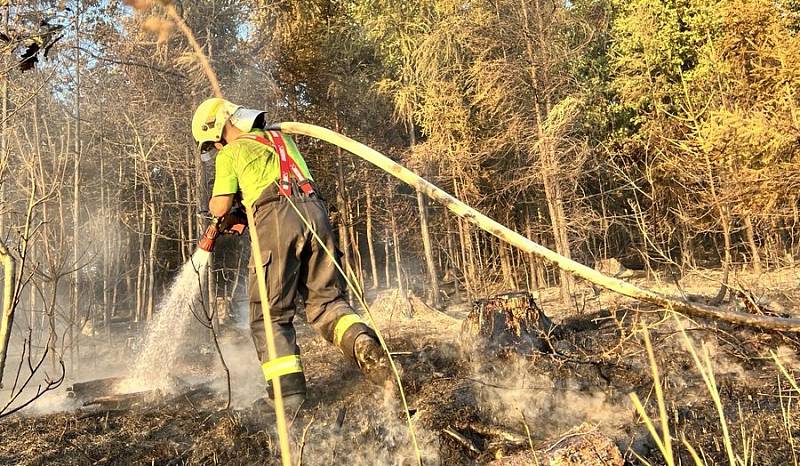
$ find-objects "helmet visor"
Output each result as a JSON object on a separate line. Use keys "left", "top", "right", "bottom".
{"left": 230, "top": 107, "right": 265, "bottom": 132}
{"left": 200, "top": 141, "right": 218, "bottom": 162}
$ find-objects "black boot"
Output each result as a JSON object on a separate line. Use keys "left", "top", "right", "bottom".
{"left": 282, "top": 393, "right": 306, "bottom": 421}
{"left": 353, "top": 333, "right": 395, "bottom": 387}
{"left": 252, "top": 393, "right": 306, "bottom": 421}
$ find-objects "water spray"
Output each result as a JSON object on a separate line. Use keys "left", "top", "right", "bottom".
{"left": 117, "top": 208, "right": 246, "bottom": 394}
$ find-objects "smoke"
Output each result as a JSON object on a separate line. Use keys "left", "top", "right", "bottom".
{"left": 0, "top": 317, "right": 137, "bottom": 417}
{"left": 208, "top": 332, "right": 265, "bottom": 408}
{"left": 297, "top": 388, "right": 440, "bottom": 466}
{"left": 21, "top": 386, "right": 79, "bottom": 416}
{"left": 699, "top": 337, "right": 748, "bottom": 378}
{"left": 468, "top": 355, "right": 633, "bottom": 442}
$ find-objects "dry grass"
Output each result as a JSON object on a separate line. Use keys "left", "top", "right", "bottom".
{"left": 629, "top": 309, "right": 800, "bottom": 466}
{"left": 2, "top": 273, "right": 800, "bottom": 465}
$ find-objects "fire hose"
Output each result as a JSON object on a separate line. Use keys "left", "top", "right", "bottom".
{"left": 268, "top": 122, "right": 800, "bottom": 333}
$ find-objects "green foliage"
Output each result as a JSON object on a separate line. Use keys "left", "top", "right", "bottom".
{"left": 609, "top": 0, "right": 800, "bottom": 227}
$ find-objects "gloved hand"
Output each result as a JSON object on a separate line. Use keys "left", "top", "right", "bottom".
{"left": 217, "top": 206, "right": 247, "bottom": 235}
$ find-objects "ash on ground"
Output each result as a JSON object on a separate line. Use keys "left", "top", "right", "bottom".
{"left": 2, "top": 269, "right": 800, "bottom": 465}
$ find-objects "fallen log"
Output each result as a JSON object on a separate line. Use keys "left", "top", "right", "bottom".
{"left": 69, "top": 376, "right": 198, "bottom": 405}
{"left": 72, "top": 379, "right": 213, "bottom": 415}
{"left": 68, "top": 377, "right": 126, "bottom": 402}
{"left": 276, "top": 122, "right": 800, "bottom": 332}
{"left": 83, "top": 390, "right": 159, "bottom": 410}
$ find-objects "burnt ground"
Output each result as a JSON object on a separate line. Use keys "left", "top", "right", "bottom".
{"left": 1, "top": 269, "right": 800, "bottom": 465}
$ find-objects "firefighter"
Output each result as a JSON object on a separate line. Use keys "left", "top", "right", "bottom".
{"left": 191, "top": 97, "right": 392, "bottom": 413}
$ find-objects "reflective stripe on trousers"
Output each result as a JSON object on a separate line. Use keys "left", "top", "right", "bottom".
{"left": 261, "top": 354, "right": 304, "bottom": 382}
{"left": 333, "top": 314, "right": 365, "bottom": 347}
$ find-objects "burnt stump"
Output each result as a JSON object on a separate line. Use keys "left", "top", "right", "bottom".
{"left": 460, "top": 291, "right": 554, "bottom": 357}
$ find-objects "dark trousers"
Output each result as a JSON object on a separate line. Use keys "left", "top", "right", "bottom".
{"left": 248, "top": 187, "right": 370, "bottom": 397}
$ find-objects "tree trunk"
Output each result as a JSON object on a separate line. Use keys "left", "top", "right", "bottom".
{"left": 771, "top": 217, "right": 788, "bottom": 267}
{"left": 499, "top": 237, "right": 518, "bottom": 290}
{"left": 454, "top": 178, "right": 479, "bottom": 298}
{"left": 124, "top": 236, "right": 132, "bottom": 317}
{"left": 390, "top": 209, "right": 406, "bottom": 305}
{"left": 542, "top": 160, "right": 574, "bottom": 301}
{"left": 365, "top": 185, "right": 380, "bottom": 289}
{"left": 444, "top": 209, "right": 461, "bottom": 299}
{"left": 0, "top": 241, "right": 15, "bottom": 387}
{"left": 101, "top": 158, "right": 111, "bottom": 341}
{"left": 417, "top": 189, "right": 440, "bottom": 307}
{"left": 744, "top": 215, "right": 762, "bottom": 275}
{"left": 147, "top": 199, "right": 158, "bottom": 320}
{"left": 535, "top": 209, "right": 547, "bottom": 287}
{"left": 460, "top": 291, "right": 552, "bottom": 355}
{"left": 599, "top": 179, "right": 610, "bottom": 259}
{"left": 347, "top": 204, "right": 364, "bottom": 293}
{"left": 30, "top": 96, "right": 42, "bottom": 335}
{"left": 185, "top": 171, "right": 195, "bottom": 256}
{"left": 334, "top": 120, "right": 353, "bottom": 303}
{"left": 72, "top": 6, "right": 82, "bottom": 370}
{"left": 473, "top": 226, "right": 485, "bottom": 288}
{"left": 680, "top": 222, "right": 695, "bottom": 273}
{"left": 49, "top": 276, "right": 59, "bottom": 372}
{"left": 445, "top": 209, "right": 460, "bottom": 270}
{"left": 522, "top": 0, "right": 574, "bottom": 301}
{"left": 136, "top": 191, "right": 146, "bottom": 321}
{"left": 171, "top": 173, "right": 187, "bottom": 264}
{"left": 713, "top": 211, "right": 732, "bottom": 305}
{"left": 0, "top": 2, "right": 7, "bottom": 237}
{"left": 383, "top": 226, "right": 391, "bottom": 287}
{"left": 410, "top": 125, "right": 440, "bottom": 306}
{"left": 458, "top": 217, "right": 474, "bottom": 300}
{"left": 525, "top": 209, "right": 540, "bottom": 289}
{"left": 28, "top": 272, "right": 35, "bottom": 337}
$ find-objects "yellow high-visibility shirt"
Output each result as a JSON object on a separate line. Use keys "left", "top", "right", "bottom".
{"left": 211, "top": 129, "right": 313, "bottom": 207}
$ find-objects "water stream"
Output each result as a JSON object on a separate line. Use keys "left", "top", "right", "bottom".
{"left": 116, "top": 249, "right": 210, "bottom": 394}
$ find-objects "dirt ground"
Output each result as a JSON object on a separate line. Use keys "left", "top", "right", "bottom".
{"left": 1, "top": 268, "right": 799, "bottom": 465}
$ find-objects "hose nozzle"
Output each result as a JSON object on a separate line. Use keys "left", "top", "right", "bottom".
{"left": 198, "top": 223, "right": 220, "bottom": 252}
